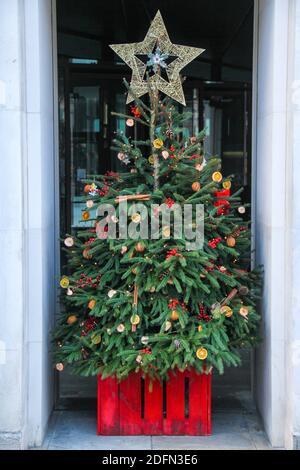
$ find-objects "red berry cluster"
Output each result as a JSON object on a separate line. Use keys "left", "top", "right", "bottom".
{"left": 169, "top": 145, "right": 176, "bottom": 158}
{"left": 165, "top": 197, "right": 175, "bottom": 208}
{"left": 76, "top": 273, "right": 101, "bottom": 289}
{"left": 188, "top": 154, "right": 202, "bottom": 161}
{"left": 168, "top": 298, "right": 187, "bottom": 311}
{"left": 80, "top": 317, "right": 98, "bottom": 336}
{"left": 95, "top": 171, "right": 120, "bottom": 198}
{"left": 141, "top": 347, "right": 152, "bottom": 355}
{"left": 84, "top": 237, "right": 96, "bottom": 245}
{"left": 208, "top": 237, "right": 222, "bottom": 249}
{"left": 165, "top": 248, "right": 181, "bottom": 259}
{"left": 96, "top": 186, "right": 109, "bottom": 197}
{"left": 198, "top": 304, "right": 212, "bottom": 322}
{"left": 205, "top": 262, "right": 229, "bottom": 275}
{"left": 130, "top": 105, "right": 141, "bottom": 118}
{"left": 105, "top": 170, "right": 120, "bottom": 180}
{"left": 231, "top": 226, "right": 247, "bottom": 238}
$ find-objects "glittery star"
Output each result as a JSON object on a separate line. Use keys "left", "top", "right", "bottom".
{"left": 110, "top": 10, "right": 205, "bottom": 105}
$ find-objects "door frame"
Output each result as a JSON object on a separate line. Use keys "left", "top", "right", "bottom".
{"left": 45, "top": 0, "right": 293, "bottom": 449}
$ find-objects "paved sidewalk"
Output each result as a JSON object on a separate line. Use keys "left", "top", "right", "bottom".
{"left": 42, "top": 390, "right": 270, "bottom": 450}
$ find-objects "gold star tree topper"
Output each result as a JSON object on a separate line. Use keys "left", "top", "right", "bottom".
{"left": 110, "top": 10, "right": 205, "bottom": 106}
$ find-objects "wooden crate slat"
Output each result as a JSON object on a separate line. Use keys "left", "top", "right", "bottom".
{"left": 97, "top": 376, "right": 119, "bottom": 435}
{"left": 163, "top": 371, "right": 186, "bottom": 435}
{"left": 119, "top": 372, "right": 143, "bottom": 434}
{"left": 143, "top": 377, "right": 163, "bottom": 434}
{"left": 188, "top": 370, "right": 208, "bottom": 435}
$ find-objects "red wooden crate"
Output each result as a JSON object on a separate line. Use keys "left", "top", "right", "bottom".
{"left": 97, "top": 369, "right": 211, "bottom": 435}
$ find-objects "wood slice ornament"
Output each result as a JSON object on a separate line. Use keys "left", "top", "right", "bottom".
{"left": 239, "top": 306, "right": 249, "bottom": 318}
{"left": 67, "top": 315, "right": 77, "bottom": 325}
{"left": 64, "top": 237, "right": 74, "bottom": 247}
{"left": 239, "top": 285, "right": 249, "bottom": 296}
{"left": 135, "top": 242, "right": 145, "bottom": 253}
{"left": 86, "top": 200, "right": 94, "bottom": 209}
{"left": 192, "top": 181, "right": 201, "bottom": 192}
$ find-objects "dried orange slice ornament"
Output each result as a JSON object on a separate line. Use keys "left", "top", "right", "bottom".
{"left": 212, "top": 171, "right": 223, "bottom": 182}
{"left": 196, "top": 347, "right": 208, "bottom": 360}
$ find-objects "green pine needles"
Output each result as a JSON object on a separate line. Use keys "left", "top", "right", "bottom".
{"left": 53, "top": 85, "right": 262, "bottom": 381}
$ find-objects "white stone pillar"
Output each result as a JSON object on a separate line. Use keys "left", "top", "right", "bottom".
{"left": 285, "top": 0, "right": 300, "bottom": 451}
{"left": 254, "top": 0, "right": 300, "bottom": 449}
{"left": 0, "top": 0, "right": 57, "bottom": 448}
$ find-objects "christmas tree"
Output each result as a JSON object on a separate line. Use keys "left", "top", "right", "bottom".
{"left": 53, "top": 11, "right": 261, "bottom": 381}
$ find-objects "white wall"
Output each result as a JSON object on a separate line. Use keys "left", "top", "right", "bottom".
{"left": 254, "top": 0, "right": 300, "bottom": 449}
{"left": 0, "top": 0, "right": 56, "bottom": 448}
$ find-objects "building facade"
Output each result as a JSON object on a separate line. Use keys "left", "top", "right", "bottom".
{"left": 0, "top": 0, "right": 300, "bottom": 449}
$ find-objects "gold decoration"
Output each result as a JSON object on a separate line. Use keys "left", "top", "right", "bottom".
{"left": 170, "top": 310, "right": 179, "bottom": 321}
{"left": 88, "top": 299, "right": 96, "bottom": 310}
{"left": 91, "top": 333, "right": 102, "bottom": 345}
{"left": 131, "top": 213, "right": 141, "bottom": 223}
{"left": 60, "top": 277, "right": 70, "bottom": 289}
{"left": 223, "top": 180, "right": 231, "bottom": 190}
{"left": 131, "top": 314, "right": 140, "bottom": 326}
{"left": 153, "top": 138, "right": 164, "bottom": 149}
{"left": 220, "top": 306, "right": 233, "bottom": 318}
{"left": 198, "top": 325, "right": 203, "bottom": 332}
{"left": 148, "top": 155, "right": 155, "bottom": 164}
{"left": 196, "top": 347, "right": 208, "bottom": 360}
{"left": 110, "top": 10, "right": 205, "bottom": 105}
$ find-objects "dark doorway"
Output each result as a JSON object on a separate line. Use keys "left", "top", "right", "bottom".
{"left": 56, "top": 0, "right": 254, "bottom": 407}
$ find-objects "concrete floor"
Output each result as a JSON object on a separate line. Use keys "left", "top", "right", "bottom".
{"left": 42, "top": 389, "right": 271, "bottom": 450}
